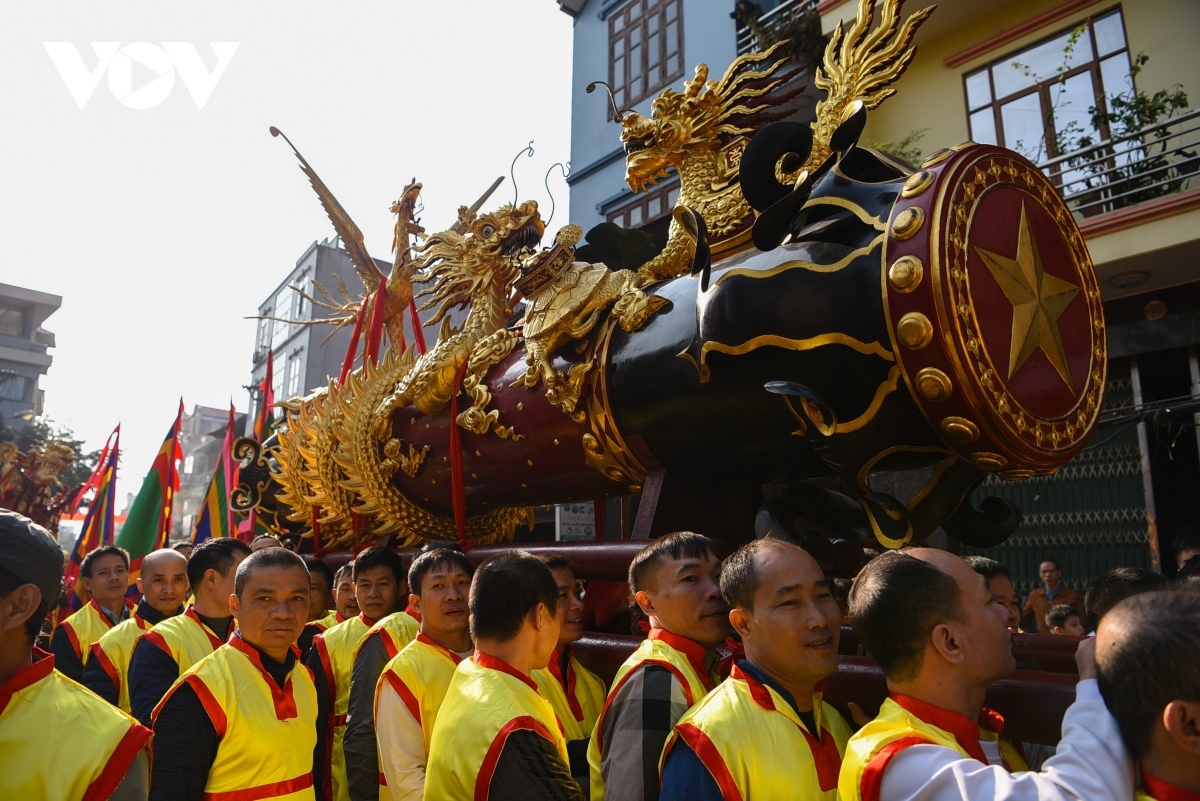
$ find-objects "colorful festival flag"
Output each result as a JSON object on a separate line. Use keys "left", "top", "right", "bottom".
{"left": 191, "top": 404, "right": 237, "bottom": 543}
{"left": 64, "top": 427, "right": 120, "bottom": 585}
{"left": 253, "top": 349, "right": 275, "bottom": 442}
{"left": 117, "top": 401, "right": 183, "bottom": 582}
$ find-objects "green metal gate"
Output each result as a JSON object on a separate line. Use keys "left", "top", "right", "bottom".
{"left": 959, "top": 360, "right": 1152, "bottom": 597}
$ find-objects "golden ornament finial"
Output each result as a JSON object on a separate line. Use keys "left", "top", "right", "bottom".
{"left": 555, "top": 225, "right": 583, "bottom": 247}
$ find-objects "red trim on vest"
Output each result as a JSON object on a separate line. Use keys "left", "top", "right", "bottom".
{"left": 184, "top": 674, "right": 229, "bottom": 737}
{"left": 62, "top": 620, "right": 84, "bottom": 660}
{"left": 890, "top": 693, "right": 996, "bottom": 763}
{"left": 861, "top": 736, "right": 931, "bottom": 801}
{"left": 333, "top": 713, "right": 348, "bottom": 726}
{"left": 547, "top": 647, "right": 585, "bottom": 722}
{"left": 1141, "top": 769, "right": 1200, "bottom": 801}
{"left": 358, "top": 613, "right": 377, "bottom": 627}
{"left": 474, "top": 715, "right": 559, "bottom": 801}
{"left": 141, "top": 629, "right": 171, "bottom": 658}
{"left": 670, "top": 722, "right": 743, "bottom": 801}
{"left": 200, "top": 772, "right": 313, "bottom": 801}
{"left": 595, "top": 658, "right": 696, "bottom": 756}
{"left": 404, "top": 603, "right": 422, "bottom": 622}
{"left": 313, "top": 632, "right": 337, "bottom": 801}
{"left": 80, "top": 717, "right": 152, "bottom": 801}
{"left": 473, "top": 652, "right": 540, "bottom": 692}
{"left": 730, "top": 664, "right": 841, "bottom": 791}
{"left": 91, "top": 642, "right": 122, "bottom": 691}
{"left": 184, "top": 607, "right": 226, "bottom": 650}
{"left": 0, "top": 649, "right": 54, "bottom": 715}
{"left": 379, "top": 771, "right": 388, "bottom": 786}
{"left": 383, "top": 671, "right": 422, "bottom": 727}
{"left": 313, "top": 635, "right": 337, "bottom": 705}
{"left": 416, "top": 632, "right": 466, "bottom": 665}
{"left": 228, "top": 635, "right": 300, "bottom": 721}
{"left": 649, "top": 629, "right": 716, "bottom": 692}
{"left": 335, "top": 612, "right": 346, "bottom": 624}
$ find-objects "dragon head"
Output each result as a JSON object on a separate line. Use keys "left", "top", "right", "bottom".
{"left": 30, "top": 442, "right": 75, "bottom": 485}
{"left": 621, "top": 65, "right": 722, "bottom": 193}
{"left": 415, "top": 200, "right": 545, "bottom": 323}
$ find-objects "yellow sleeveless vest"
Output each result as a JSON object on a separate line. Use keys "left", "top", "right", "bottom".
{"left": 425, "top": 653, "right": 569, "bottom": 800}
{"left": 59, "top": 598, "right": 133, "bottom": 665}
{"left": 91, "top": 612, "right": 154, "bottom": 712}
{"left": 140, "top": 606, "right": 226, "bottom": 674}
{"left": 357, "top": 611, "right": 420, "bottom": 661}
{"left": 154, "top": 635, "right": 318, "bottom": 801}
{"left": 310, "top": 610, "right": 341, "bottom": 631}
{"left": 533, "top": 646, "right": 608, "bottom": 741}
{"left": 839, "top": 694, "right": 1030, "bottom": 801}
{"left": 660, "top": 663, "right": 852, "bottom": 800}
{"left": 0, "top": 652, "right": 151, "bottom": 800}
{"left": 587, "top": 628, "right": 718, "bottom": 801}
{"left": 313, "top": 613, "right": 372, "bottom": 801}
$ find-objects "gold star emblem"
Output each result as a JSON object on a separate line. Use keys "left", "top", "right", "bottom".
{"left": 974, "top": 202, "right": 1079, "bottom": 390}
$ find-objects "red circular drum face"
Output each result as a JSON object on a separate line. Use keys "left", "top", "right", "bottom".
{"left": 884, "top": 145, "right": 1106, "bottom": 475}
{"left": 945, "top": 153, "right": 1105, "bottom": 459}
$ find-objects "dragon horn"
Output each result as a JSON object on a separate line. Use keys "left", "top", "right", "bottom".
{"left": 451, "top": 176, "right": 506, "bottom": 233}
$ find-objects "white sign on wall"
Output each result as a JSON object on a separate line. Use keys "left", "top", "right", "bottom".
{"left": 555, "top": 502, "right": 597, "bottom": 541}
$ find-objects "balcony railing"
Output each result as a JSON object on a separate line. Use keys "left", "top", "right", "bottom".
{"left": 736, "top": 0, "right": 818, "bottom": 56}
{"left": 1039, "top": 107, "right": 1200, "bottom": 219}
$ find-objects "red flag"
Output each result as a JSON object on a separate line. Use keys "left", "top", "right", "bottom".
{"left": 254, "top": 350, "right": 275, "bottom": 441}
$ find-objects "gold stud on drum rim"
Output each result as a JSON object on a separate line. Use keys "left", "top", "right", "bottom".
{"left": 892, "top": 207, "right": 925, "bottom": 241}
{"left": 898, "top": 312, "right": 934, "bottom": 350}
{"left": 916, "top": 367, "right": 953, "bottom": 401}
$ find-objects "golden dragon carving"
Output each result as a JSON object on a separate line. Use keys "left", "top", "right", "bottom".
{"left": 372, "top": 201, "right": 545, "bottom": 440}
{"left": 617, "top": 0, "right": 933, "bottom": 284}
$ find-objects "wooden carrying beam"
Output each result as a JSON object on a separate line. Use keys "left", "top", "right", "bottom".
{"left": 570, "top": 634, "right": 1080, "bottom": 746}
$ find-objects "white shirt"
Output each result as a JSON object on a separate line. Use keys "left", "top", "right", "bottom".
{"left": 375, "top": 648, "right": 473, "bottom": 801}
{"left": 878, "top": 680, "right": 1133, "bottom": 801}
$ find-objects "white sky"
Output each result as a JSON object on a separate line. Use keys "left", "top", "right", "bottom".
{"left": 0, "top": 1, "right": 575, "bottom": 490}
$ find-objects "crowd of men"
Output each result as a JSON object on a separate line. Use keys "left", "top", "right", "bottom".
{"left": 1, "top": 508, "right": 1198, "bottom": 800}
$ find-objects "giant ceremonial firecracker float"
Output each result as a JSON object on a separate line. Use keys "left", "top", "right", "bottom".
{"left": 235, "top": 0, "right": 1106, "bottom": 741}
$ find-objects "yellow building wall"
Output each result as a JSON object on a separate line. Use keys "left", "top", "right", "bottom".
{"left": 824, "top": 0, "right": 1200, "bottom": 162}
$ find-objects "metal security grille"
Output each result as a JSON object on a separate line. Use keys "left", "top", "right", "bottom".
{"left": 960, "top": 360, "right": 1152, "bottom": 597}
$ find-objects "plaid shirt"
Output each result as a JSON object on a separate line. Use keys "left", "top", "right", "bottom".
{"left": 595, "top": 663, "right": 692, "bottom": 800}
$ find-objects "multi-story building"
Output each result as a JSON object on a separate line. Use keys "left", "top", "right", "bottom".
{"left": 248, "top": 238, "right": 432, "bottom": 431}
{"left": 560, "top": 0, "right": 1200, "bottom": 584}
{"left": 0, "top": 282, "right": 61, "bottom": 429}
{"left": 174, "top": 404, "right": 244, "bottom": 540}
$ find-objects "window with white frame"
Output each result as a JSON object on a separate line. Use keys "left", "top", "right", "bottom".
{"left": 272, "top": 285, "right": 295, "bottom": 350}
{"left": 287, "top": 353, "right": 303, "bottom": 397}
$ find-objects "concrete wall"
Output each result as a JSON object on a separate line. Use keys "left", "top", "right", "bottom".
{"left": 567, "top": 0, "right": 742, "bottom": 229}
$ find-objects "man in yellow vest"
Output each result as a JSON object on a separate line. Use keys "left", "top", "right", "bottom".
{"left": 588, "top": 531, "right": 730, "bottom": 801}
{"left": 299, "top": 561, "right": 356, "bottom": 657}
{"left": 306, "top": 545, "right": 405, "bottom": 801}
{"left": 127, "top": 537, "right": 251, "bottom": 724}
{"left": 376, "top": 547, "right": 476, "bottom": 800}
{"left": 84, "top": 547, "right": 188, "bottom": 711}
{"left": 306, "top": 556, "right": 336, "bottom": 625}
{"left": 150, "top": 546, "right": 318, "bottom": 801}
{"left": 0, "top": 510, "right": 152, "bottom": 800}
{"left": 1096, "top": 589, "right": 1200, "bottom": 800}
{"left": 51, "top": 543, "right": 135, "bottom": 681}
{"left": 346, "top": 544, "right": 456, "bottom": 800}
{"left": 838, "top": 548, "right": 1134, "bottom": 801}
{"left": 534, "top": 553, "right": 608, "bottom": 796}
{"left": 659, "top": 538, "right": 852, "bottom": 799}
{"left": 426, "top": 550, "right": 583, "bottom": 800}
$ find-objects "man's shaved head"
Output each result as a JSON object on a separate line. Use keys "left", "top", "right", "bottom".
{"left": 141, "top": 548, "right": 187, "bottom": 577}
{"left": 137, "top": 548, "right": 190, "bottom": 616}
